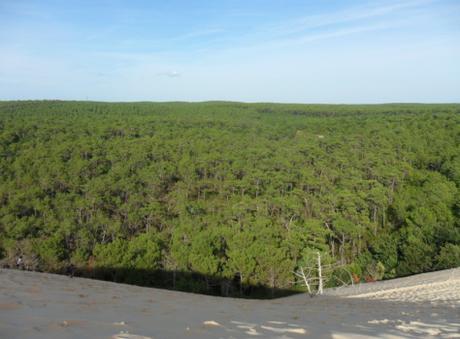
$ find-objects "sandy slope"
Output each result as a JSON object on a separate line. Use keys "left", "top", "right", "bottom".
{"left": 0, "top": 268, "right": 459, "bottom": 339}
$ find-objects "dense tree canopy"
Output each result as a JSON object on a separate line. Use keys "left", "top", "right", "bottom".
{"left": 0, "top": 101, "right": 459, "bottom": 297}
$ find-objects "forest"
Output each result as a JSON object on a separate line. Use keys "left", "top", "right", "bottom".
{"left": 0, "top": 100, "right": 459, "bottom": 297}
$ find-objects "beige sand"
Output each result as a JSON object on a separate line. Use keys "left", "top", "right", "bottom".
{"left": 0, "top": 268, "right": 459, "bottom": 338}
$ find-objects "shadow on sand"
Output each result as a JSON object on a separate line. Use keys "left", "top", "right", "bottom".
{"left": 55, "top": 266, "right": 303, "bottom": 299}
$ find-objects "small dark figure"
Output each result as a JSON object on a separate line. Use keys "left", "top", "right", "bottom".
{"left": 16, "top": 256, "right": 24, "bottom": 270}
{"left": 66, "top": 264, "right": 76, "bottom": 278}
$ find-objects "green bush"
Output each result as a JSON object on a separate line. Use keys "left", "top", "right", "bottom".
{"left": 436, "top": 244, "right": 460, "bottom": 269}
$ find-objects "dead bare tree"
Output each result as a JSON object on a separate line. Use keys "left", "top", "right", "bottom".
{"left": 317, "top": 251, "right": 323, "bottom": 295}
{"left": 293, "top": 265, "right": 314, "bottom": 295}
{"left": 294, "top": 251, "right": 354, "bottom": 296}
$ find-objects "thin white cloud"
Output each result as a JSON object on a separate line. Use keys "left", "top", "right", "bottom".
{"left": 270, "top": 0, "right": 434, "bottom": 37}
{"left": 275, "top": 21, "right": 405, "bottom": 47}
{"left": 210, "top": 0, "right": 435, "bottom": 52}
{"left": 156, "top": 70, "right": 181, "bottom": 78}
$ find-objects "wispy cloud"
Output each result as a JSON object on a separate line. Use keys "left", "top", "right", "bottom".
{"left": 156, "top": 70, "right": 181, "bottom": 78}
{"left": 167, "top": 0, "right": 437, "bottom": 57}
{"left": 237, "top": 0, "right": 434, "bottom": 50}
{"left": 0, "top": 0, "right": 458, "bottom": 102}
{"left": 269, "top": 0, "right": 433, "bottom": 37}
{"left": 281, "top": 22, "right": 399, "bottom": 45}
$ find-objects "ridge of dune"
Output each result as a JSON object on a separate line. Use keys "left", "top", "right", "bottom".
{"left": 347, "top": 277, "right": 460, "bottom": 301}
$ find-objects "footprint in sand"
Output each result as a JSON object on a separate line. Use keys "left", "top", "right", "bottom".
{"left": 203, "top": 320, "right": 222, "bottom": 327}
{"left": 231, "top": 321, "right": 262, "bottom": 336}
{"left": 230, "top": 320, "right": 307, "bottom": 336}
{"left": 112, "top": 332, "right": 152, "bottom": 339}
{"left": 267, "top": 321, "right": 286, "bottom": 325}
{"left": 260, "top": 325, "right": 307, "bottom": 334}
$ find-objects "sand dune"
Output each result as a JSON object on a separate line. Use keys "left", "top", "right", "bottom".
{"left": 0, "top": 268, "right": 459, "bottom": 338}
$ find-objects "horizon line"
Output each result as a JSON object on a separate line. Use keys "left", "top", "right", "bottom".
{"left": 1, "top": 99, "right": 460, "bottom": 106}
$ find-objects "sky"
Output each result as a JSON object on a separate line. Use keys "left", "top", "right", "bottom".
{"left": 0, "top": 0, "right": 459, "bottom": 103}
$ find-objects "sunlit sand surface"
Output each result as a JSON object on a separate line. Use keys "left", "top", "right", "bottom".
{"left": 1, "top": 268, "right": 458, "bottom": 338}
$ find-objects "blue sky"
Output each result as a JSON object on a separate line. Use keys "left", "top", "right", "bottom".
{"left": 0, "top": 0, "right": 459, "bottom": 103}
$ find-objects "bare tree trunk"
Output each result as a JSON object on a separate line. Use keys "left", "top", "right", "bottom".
{"left": 293, "top": 266, "right": 314, "bottom": 296}
{"left": 317, "top": 252, "right": 323, "bottom": 295}
{"left": 352, "top": 238, "right": 356, "bottom": 259}
{"left": 324, "top": 221, "right": 335, "bottom": 258}
{"left": 358, "top": 234, "right": 362, "bottom": 256}
{"left": 300, "top": 267, "right": 312, "bottom": 295}
{"left": 340, "top": 233, "right": 346, "bottom": 265}
{"left": 390, "top": 178, "right": 396, "bottom": 193}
